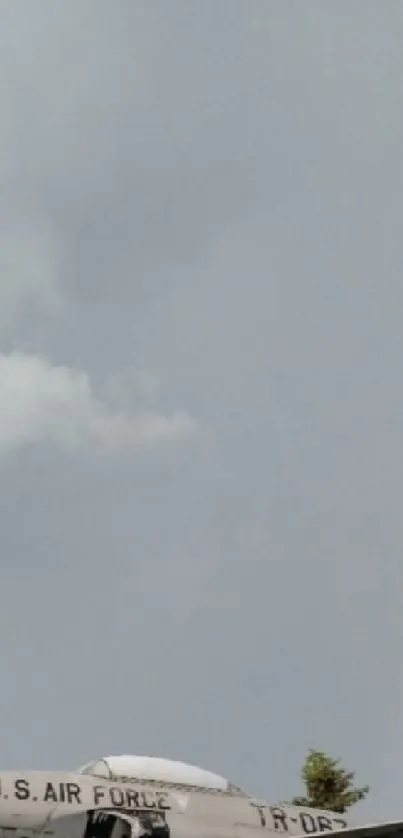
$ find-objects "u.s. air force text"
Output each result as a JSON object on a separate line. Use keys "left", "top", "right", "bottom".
{"left": 12, "top": 780, "right": 171, "bottom": 811}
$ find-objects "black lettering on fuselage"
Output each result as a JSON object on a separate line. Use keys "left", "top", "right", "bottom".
{"left": 140, "top": 792, "right": 156, "bottom": 809}
{"left": 300, "top": 813, "right": 317, "bottom": 834}
{"left": 95, "top": 787, "right": 172, "bottom": 812}
{"left": 43, "top": 783, "right": 58, "bottom": 803}
{"left": 107, "top": 786, "right": 171, "bottom": 811}
{"left": 66, "top": 783, "right": 81, "bottom": 804}
{"left": 93, "top": 786, "right": 105, "bottom": 805}
{"left": 125, "top": 789, "right": 140, "bottom": 809}
{"left": 270, "top": 807, "right": 288, "bottom": 832}
{"left": 256, "top": 806, "right": 348, "bottom": 834}
{"left": 109, "top": 787, "right": 125, "bottom": 807}
{"left": 155, "top": 793, "right": 170, "bottom": 810}
{"left": 15, "top": 779, "right": 30, "bottom": 800}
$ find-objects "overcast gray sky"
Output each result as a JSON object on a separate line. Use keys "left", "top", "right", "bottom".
{"left": 0, "top": 0, "right": 403, "bottom": 822}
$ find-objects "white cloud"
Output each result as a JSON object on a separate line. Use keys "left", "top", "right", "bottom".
{"left": 0, "top": 352, "right": 197, "bottom": 454}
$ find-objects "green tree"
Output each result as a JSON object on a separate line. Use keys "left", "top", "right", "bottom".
{"left": 291, "top": 750, "right": 369, "bottom": 813}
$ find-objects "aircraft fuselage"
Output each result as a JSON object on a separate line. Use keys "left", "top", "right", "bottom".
{"left": 0, "top": 770, "right": 352, "bottom": 838}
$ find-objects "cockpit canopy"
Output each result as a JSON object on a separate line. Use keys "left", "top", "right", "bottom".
{"left": 77, "top": 755, "right": 242, "bottom": 793}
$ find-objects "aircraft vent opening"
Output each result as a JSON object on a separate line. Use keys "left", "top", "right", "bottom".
{"left": 84, "top": 811, "right": 170, "bottom": 838}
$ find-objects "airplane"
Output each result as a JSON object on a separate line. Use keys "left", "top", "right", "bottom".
{"left": 0, "top": 754, "right": 400, "bottom": 838}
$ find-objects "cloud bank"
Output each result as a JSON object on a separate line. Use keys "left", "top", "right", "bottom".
{"left": 0, "top": 352, "right": 196, "bottom": 454}
{"left": 0, "top": 213, "right": 197, "bottom": 456}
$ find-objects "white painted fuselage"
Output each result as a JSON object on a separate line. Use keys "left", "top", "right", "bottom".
{"left": 0, "top": 756, "right": 387, "bottom": 838}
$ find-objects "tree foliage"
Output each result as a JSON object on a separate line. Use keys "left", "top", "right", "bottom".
{"left": 291, "top": 750, "right": 370, "bottom": 813}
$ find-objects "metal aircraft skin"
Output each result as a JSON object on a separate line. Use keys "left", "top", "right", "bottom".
{"left": 0, "top": 756, "right": 400, "bottom": 838}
